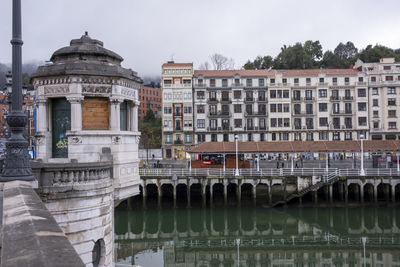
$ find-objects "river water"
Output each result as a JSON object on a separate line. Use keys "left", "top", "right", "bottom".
{"left": 115, "top": 206, "right": 400, "bottom": 267}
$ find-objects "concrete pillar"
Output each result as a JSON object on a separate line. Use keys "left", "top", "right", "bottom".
{"left": 384, "top": 184, "right": 390, "bottom": 202}
{"left": 67, "top": 96, "right": 84, "bottom": 131}
{"left": 237, "top": 183, "right": 241, "bottom": 207}
{"left": 142, "top": 184, "right": 147, "bottom": 209}
{"left": 374, "top": 185, "right": 378, "bottom": 203}
{"left": 354, "top": 184, "right": 360, "bottom": 202}
{"left": 157, "top": 185, "right": 162, "bottom": 208}
{"left": 268, "top": 185, "right": 272, "bottom": 206}
{"left": 173, "top": 184, "right": 177, "bottom": 208}
{"left": 210, "top": 184, "right": 214, "bottom": 207}
{"left": 187, "top": 184, "right": 191, "bottom": 208}
{"left": 110, "top": 97, "right": 122, "bottom": 131}
{"left": 344, "top": 183, "right": 348, "bottom": 204}
{"left": 360, "top": 184, "right": 364, "bottom": 204}
{"left": 201, "top": 184, "right": 206, "bottom": 208}
{"left": 223, "top": 183, "right": 228, "bottom": 206}
{"left": 329, "top": 184, "right": 333, "bottom": 203}
{"left": 392, "top": 185, "right": 396, "bottom": 203}
{"left": 252, "top": 185, "right": 257, "bottom": 206}
{"left": 324, "top": 186, "right": 329, "bottom": 202}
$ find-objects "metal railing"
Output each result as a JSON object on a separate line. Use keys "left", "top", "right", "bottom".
{"left": 139, "top": 167, "right": 400, "bottom": 177}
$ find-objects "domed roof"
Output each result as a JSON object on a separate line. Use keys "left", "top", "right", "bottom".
{"left": 31, "top": 32, "right": 142, "bottom": 83}
{"left": 50, "top": 32, "right": 123, "bottom": 64}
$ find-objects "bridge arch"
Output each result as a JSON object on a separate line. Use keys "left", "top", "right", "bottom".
{"left": 161, "top": 184, "right": 174, "bottom": 205}
{"left": 212, "top": 183, "right": 224, "bottom": 205}
{"left": 145, "top": 184, "right": 158, "bottom": 207}
{"left": 227, "top": 183, "right": 238, "bottom": 205}
{"left": 256, "top": 183, "right": 270, "bottom": 206}
{"left": 189, "top": 183, "right": 203, "bottom": 206}
{"left": 176, "top": 183, "right": 188, "bottom": 207}
{"left": 348, "top": 183, "right": 361, "bottom": 202}
{"left": 377, "top": 183, "right": 391, "bottom": 202}
{"left": 241, "top": 183, "right": 254, "bottom": 204}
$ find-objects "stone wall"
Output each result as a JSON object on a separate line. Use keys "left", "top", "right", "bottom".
{"left": 33, "top": 161, "right": 115, "bottom": 267}
{"left": 1, "top": 181, "right": 85, "bottom": 267}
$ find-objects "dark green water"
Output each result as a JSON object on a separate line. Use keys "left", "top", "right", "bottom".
{"left": 115, "top": 207, "right": 400, "bottom": 267}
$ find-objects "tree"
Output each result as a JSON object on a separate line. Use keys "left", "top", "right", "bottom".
{"left": 143, "top": 109, "right": 155, "bottom": 123}
{"left": 358, "top": 44, "right": 400, "bottom": 63}
{"left": 198, "top": 61, "right": 210, "bottom": 70}
{"left": 210, "top": 53, "right": 234, "bottom": 70}
{"left": 334, "top": 41, "right": 358, "bottom": 60}
{"left": 243, "top": 55, "right": 273, "bottom": 70}
{"left": 320, "top": 51, "right": 343, "bottom": 68}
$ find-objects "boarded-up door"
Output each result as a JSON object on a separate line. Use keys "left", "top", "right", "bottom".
{"left": 52, "top": 98, "right": 71, "bottom": 158}
{"left": 82, "top": 98, "right": 109, "bottom": 130}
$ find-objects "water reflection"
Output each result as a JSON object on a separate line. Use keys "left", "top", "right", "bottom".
{"left": 115, "top": 207, "right": 400, "bottom": 267}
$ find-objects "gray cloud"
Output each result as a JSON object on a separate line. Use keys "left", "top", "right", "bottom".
{"left": 1, "top": 0, "right": 400, "bottom": 77}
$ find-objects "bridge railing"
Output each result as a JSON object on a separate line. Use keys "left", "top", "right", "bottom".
{"left": 139, "top": 168, "right": 400, "bottom": 177}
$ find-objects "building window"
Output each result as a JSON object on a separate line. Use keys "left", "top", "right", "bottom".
{"left": 333, "top": 132, "right": 340, "bottom": 140}
{"left": 294, "top": 118, "right": 301, "bottom": 129}
{"left": 211, "top": 134, "right": 217, "bottom": 142}
{"left": 184, "top": 106, "right": 192, "bottom": 113}
{"left": 358, "top": 77, "right": 364, "bottom": 82}
{"left": 306, "top": 104, "right": 313, "bottom": 114}
{"left": 388, "top": 98, "right": 396, "bottom": 106}
{"left": 209, "top": 119, "right": 217, "bottom": 130}
{"left": 270, "top": 78, "right": 275, "bottom": 84}
{"left": 345, "top": 77, "right": 349, "bottom": 84}
{"left": 373, "top": 110, "right": 379, "bottom": 118}
{"left": 294, "top": 78, "right": 299, "bottom": 84}
{"left": 270, "top": 90, "right": 276, "bottom": 98}
{"left": 246, "top": 79, "right": 252, "bottom": 87}
{"left": 234, "top": 78, "right": 240, "bottom": 86}
{"left": 371, "top": 76, "right": 376, "bottom": 82}
{"left": 282, "top": 78, "right": 287, "bottom": 84}
{"left": 319, "top": 117, "right": 328, "bottom": 127}
{"left": 332, "top": 77, "right": 337, "bottom": 84}
{"left": 248, "top": 133, "right": 252, "bottom": 141}
{"left": 234, "top": 104, "right": 242, "bottom": 113}
{"left": 384, "top": 65, "right": 391, "bottom": 70}
{"left": 388, "top": 110, "right": 396, "bottom": 118}
{"left": 373, "top": 99, "right": 379, "bottom": 107}
{"left": 270, "top": 118, "right": 277, "bottom": 127}
{"left": 197, "top": 134, "right": 205, "bottom": 143}
{"left": 233, "top": 90, "right": 241, "bottom": 99}
{"left": 319, "top": 89, "right": 327, "bottom": 98}
{"left": 234, "top": 119, "right": 242, "bottom": 128}
{"left": 386, "top": 76, "right": 394, "bottom": 81}
{"left": 197, "top": 105, "right": 205, "bottom": 113}
{"left": 319, "top": 131, "right": 328, "bottom": 140}
{"left": 358, "top": 117, "right": 367, "bottom": 126}
{"left": 306, "top": 78, "right": 311, "bottom": 85}
{"left": 185, "top": 134, "right": 192, "bottom": 143}
{"left": 259, "top": 118, "right": 266, "bottom": 130}
{"left": 164, "top": 107, "right": 172, "bottom": 114}
{"left": 259, "top": 78, "right": 265, "bottom": 87}
{"left": 388, "top": 87, "right": 396, "bottom": 94}
{"left": 184, "top": 120, "right": 192, "bottom": 127}
{"left": 197, "top": 91, "right": 205, "bottom": 99}
{"left": 358, "top": 88, "right": 366, "bottom": 97}
{"left": 389, "top": 122, "right": 397, "bottom": 129}
{"left": 210, "top": 79, "right": 216, "bottom": 87}
{"left": 260, "top": 133, "right": 265, "bottom": 141}
{"left": 197, "top": 119, "right": 205, "bottom": 128}
{"left": 165, "top": 134, "right": 172, "bottom": 144}
{"left": 319, "top": 103, "right": 328, "bottom": 112}
{"left": 319, "top": 77, "right": 324, "bottom": 83}
{"left": 306, "top": 132, "right": 314, "bottom": 141}
{"left": 358, "top": 103, "right": 367, "bottom": 111}
{"left": 306, "top": 118, "right": 313, "bottom": 129}
{"left": 222, "top": 79, "right": 228, "bottom": 87}
{"left": 283, "top": 90, "right": 290, "bottom": 98}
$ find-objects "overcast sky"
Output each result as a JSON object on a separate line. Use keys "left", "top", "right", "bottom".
{"left": 1, "top": 0, "right": 400, "bottom": 77}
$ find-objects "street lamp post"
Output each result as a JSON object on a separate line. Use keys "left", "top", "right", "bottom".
{"left": 235, "top": 134, "right": 239, "bottom": 176}
{"left": 0, "top": 0, "right": 34, "bottom": 181}
{"left": 360, "top": 133, "right": 365, "bottom": 176}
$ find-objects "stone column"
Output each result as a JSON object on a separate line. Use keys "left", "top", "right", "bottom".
{"left": 131, "top": 101, "right": 139, "bottom": 132}
{"left": 201, "top": 184, "right": 206, "bottom": 208}
{"left": 67, "top": 96, "right": 84, "bottom": 131}
{"left": 187, "top": 184, "right": 191, "bottom": 208}
{"left": 142, "top": 184, "right": 147, "bottom": 210}
{"left": 329, "top": 184, "right": 333, "bottom": 203}
{"left": 173, "top": 184, "right": 177, "bottom": 209}
{"left": 360, "top": 184, "right": 364, "bottom": 204}
{"left": 210, "top": 184, "right": 214, "bottom": 207}
{"left": 223, "top": 183, "right": 228, "bottom": 206}
{"left": 252, "top": 185, "right": 257, "bottom": 206}
{"left": 157, "top": 184, "right": 162, "bottom": 208}
{"left": 374, "top": 185, "right": 378, "bottom": 203}
{"left": 268, "top": 185, "right": 272, "bottom": 206}
{"left": 36, "top": 98, "right": 48, "bottom": 132}
{"left": 392, "top": 184, "right": 396, "bottom": 203}
{"left": 237, "top": 182, "right": 241, "bottom": 207}
{"left": 110, "top": 97, "right": 122, "bottom": 131}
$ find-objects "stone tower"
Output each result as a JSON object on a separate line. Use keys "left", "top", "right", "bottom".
{"left": 31, "top": 33, "right": 142, "bottom": 266}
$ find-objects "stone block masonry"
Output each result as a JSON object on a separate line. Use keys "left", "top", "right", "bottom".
{"left": 1, "top": 180, "right": 85, "bottom": 267}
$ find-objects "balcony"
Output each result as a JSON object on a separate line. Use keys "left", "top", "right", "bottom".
{"left": 331, "top": 110, "right": 353, "bottom": 116}
{"left": 304, "top": 97, "right": 315, "bottom": 101}
{"left": 174, "top": 126, "right": 182, "bottom": 131}
{"left": 293, "top": 111, "right": 313, "bottom": 116}
{"left": 258, "top": 97, "right": 268, "bottom": 102}
{"left": 207, "top": 98, "right": 218, "bottom": 104}
{"left": 345, "top": 124, "right": 353, "bottom": 129}
{"left": 292, "top": 97, "right": 302, "bottom": 102}
{"left": 330, "top": 96, "right": 340, "bottom": 101}
{"left": 244, "top": 125, "right": 254, "bottom": 131}
{"left": 173, "top": 112, "right": 182, "bottom": 117}
{"left": 343, "top": 96, "right": 353, "bottom": 101}
{"left": 232, "top": 83, "right": 243, "bottom": 88}
{"left": 208, "top": 111, "right": 230, "bottom": 117}
{"left": 194, "top": 83, "right": 206, "bottom": 88}
{"left": 244, "top": 97, "right": 254, "bottom": 103}
{"left": 245, "top": 111, "right": 267, "bottom": 117}
{"left": 174, "top": 140, "right": 182, "bottom": 145}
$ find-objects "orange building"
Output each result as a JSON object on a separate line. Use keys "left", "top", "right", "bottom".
{"left": 138, "top": 85, "right": 162, "bottom": 120}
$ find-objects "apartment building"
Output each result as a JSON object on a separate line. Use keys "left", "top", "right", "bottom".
{"left": 357, "top": 57, "right": 400, "bottom": 140}
{"left": 161, "top": 62, "right": 194, "bottom": 159}
{"left": 138, "top": 85, "right": 162, "bottom": 120}
{"left": 192, "top": 68, "right": 368, "bottom": 144}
